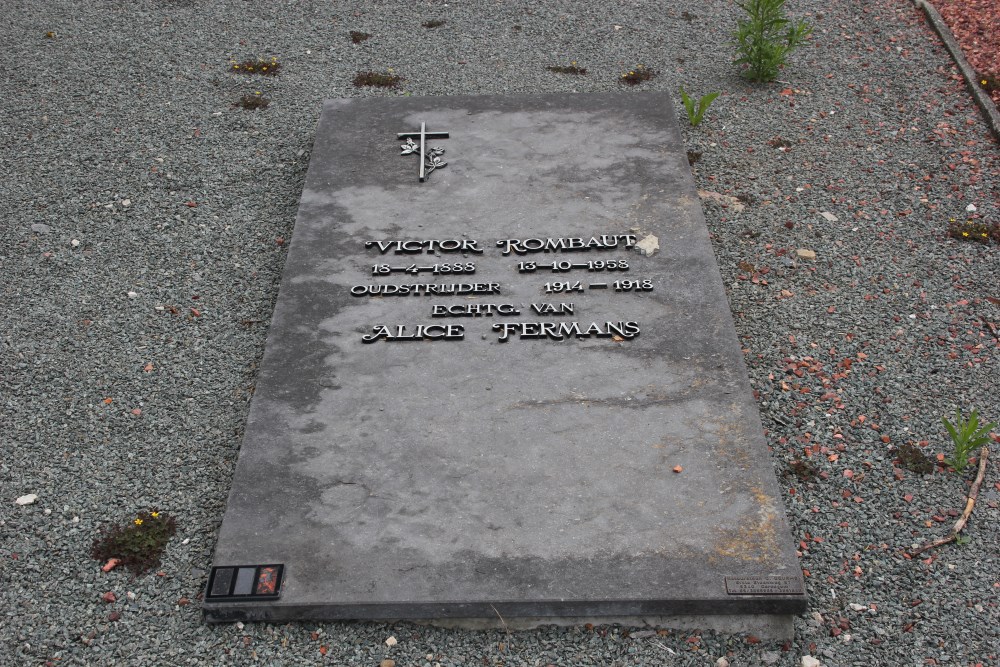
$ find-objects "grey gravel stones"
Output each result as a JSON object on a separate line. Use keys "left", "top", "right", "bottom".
{"left": 1, "top": 0, "right": 998, "bottom": 665}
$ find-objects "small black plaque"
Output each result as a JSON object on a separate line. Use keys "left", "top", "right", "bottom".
{"left": 206, "top": 564, "right": 284, "bottom": 601}
{"left": 725, "top": 576, "right": 804, "bottom": 596}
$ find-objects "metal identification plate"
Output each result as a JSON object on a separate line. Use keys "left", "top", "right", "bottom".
{"left": 724, "top": 576, "right": 804, "bottom": 596}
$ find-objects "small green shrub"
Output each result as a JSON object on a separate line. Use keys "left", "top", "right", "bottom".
{"left": 679, "top": 86, "right": 720, "bottom": 126}
{"left": 732, "top": 0, "right": 812, "bottom": 82}
{"left": 91, "top": 509, "right": 177, "bottom": 575}
{"left": 942, "top": 408, "right": 995, "bottom": 473}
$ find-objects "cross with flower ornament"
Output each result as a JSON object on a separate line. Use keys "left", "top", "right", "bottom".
{"left": 397, "top": 122, "right": 449, "bottom": 182}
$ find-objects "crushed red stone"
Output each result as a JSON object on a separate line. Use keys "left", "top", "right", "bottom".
{"left": 926, "top": 0, "right": 1000, "bottom": 107}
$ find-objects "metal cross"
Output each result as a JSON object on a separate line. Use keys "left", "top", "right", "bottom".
{"left": 397, "top": 122, "right": 449, "bottom": 182}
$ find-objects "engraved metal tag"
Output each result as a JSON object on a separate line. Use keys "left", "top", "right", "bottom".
{"left": 724, "top": 576, "right": 804, "bottom": 596}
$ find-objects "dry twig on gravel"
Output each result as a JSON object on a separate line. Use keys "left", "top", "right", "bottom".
{"left": 909, "top": 446, "right": 990, "bottom": 556}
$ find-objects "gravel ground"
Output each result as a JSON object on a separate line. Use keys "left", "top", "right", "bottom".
{"left": 2, "top": 1, "right": 998, "bottom": 666}
{"left": 928, "top": 0, "right": 1000, "bottom": 108}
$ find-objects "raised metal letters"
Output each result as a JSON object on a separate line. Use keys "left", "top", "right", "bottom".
{"left": 398, "top": 123, "right": 449, "bottom": 182}
{"left": 350, "top": 283, "right": 501, "bottom": 297}
{"left": 358, "top": 235, "right": 649, "bottom": 342}
{"left": 724, "top": 576, "right": 805, "bottom": 596}
{"left": 492, "top": 321, "right": 640, "bottom": 342}
{"left": 496, "top": 235, "right": 637, "bottom": 256}
{"left": 363, "top": 324, "right": 465, "bottom": 343}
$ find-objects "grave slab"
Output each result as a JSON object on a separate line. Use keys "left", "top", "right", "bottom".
{"left": 204, "top": 93, "right": 807, "bottom": 625}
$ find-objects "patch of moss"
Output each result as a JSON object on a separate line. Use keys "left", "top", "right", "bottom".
{"left": 547, "top": 64, "right": 587, "bottom": 75}
{"left": 620, "top": 65, "right": 655, "bottom": 86}
{"left": 91, "top": 509, "right": 177, "bottom": 575}
{"left": 230, "top": 56, "right": 281, "bottom": 76}
{"left": 353, "top": 70, "right": 402, "bottom": 88}
{"left": 236, "top": 93, "right": 270, "bottom": 110}
{"left": 786, "top": 458, "right": 818, "bottom": 482}
{"left": 895, "top": 443, "right": 934, "bottom": 475}
{"left": 350, "top": 31, "right": 371, "bottom": 44}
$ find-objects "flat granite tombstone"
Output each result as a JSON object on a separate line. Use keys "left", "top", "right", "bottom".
{"left": 204, "top": 93, "right": 806, "bottom": 629}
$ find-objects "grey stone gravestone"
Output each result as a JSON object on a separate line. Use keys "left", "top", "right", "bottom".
{"left": 204, "top": 93, "right": 806, "bottom": 628}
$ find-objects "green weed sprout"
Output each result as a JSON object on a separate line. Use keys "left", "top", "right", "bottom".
{"left": 91, "top": 509, "right": 177, "bottom": 575}
{"left": 942, "top": 408, "right": 995, "bottom": 473}
{"left": 732, "top": 0, "right": 812, "bottom": 82}
{"left": 679, "top": 86, "right": 720, "bottom": 127}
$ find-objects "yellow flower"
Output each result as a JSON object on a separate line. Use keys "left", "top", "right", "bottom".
{"left": 151, "top": 511, "right": 160, "bottom": 518}
{"left": 134, "top": 518, "right": 143, "bottom": 526}
{"left": 962, "top": 231, "right": 969, "bottom": 237}
{"left": 233, "top": 65, "right": 239, "bottom": 69}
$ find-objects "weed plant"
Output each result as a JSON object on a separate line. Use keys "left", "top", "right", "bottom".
{"left": 942, "top": 408, "right": 995, "bottom": 473}
{"left": 947, "top": 217, "right": 999, "bottom": 244}
{"left": 230, "top": 56, "right": 281, "bottom": 76}
{"left": 679, "top": 86, "right": 719, "bottom": 126}
{"left": 732, "top": 0, "right": 811, "bottom": 82}
{"left": 620, "top": 65, "right": 655, "bottom": 86}
{"left": 91, "top": 509, "right": 177, "bottom": 575}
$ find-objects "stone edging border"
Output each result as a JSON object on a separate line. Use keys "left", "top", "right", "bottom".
{"left": 912, "top": 0, "right": 1000, "bottom": 143}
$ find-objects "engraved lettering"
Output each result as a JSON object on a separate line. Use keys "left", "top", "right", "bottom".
{"left": 530, "top": 303, "right": 574, "bottom": 315}
{"left": 431, "top": 304, "right": 521, "bottom": 317}
{"left": 362, "top": 324, "right": 465, "bottom": 343}
{"left": 497, "top": 235, "right": 638, "bottom": 256}
{"left": 493, "top": 321, "right": 640, "bottom": 342}
{"left": 352, "top": 283, "right": 501, "bottom": 297}
{"left": 365, "top": 239, "right": 484, "bottom": 255}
